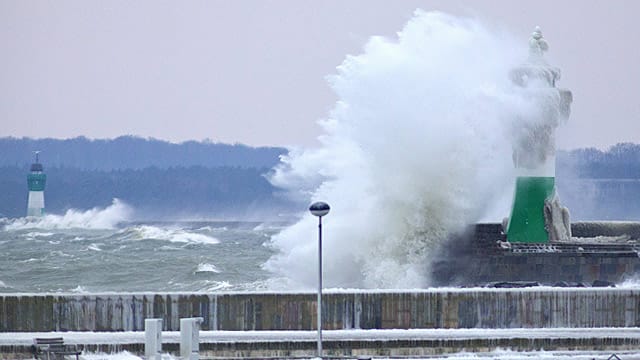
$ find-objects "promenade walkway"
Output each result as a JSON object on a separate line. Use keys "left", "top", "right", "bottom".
{"left": 3, "top": 328, "right": 640, "bottom": 358}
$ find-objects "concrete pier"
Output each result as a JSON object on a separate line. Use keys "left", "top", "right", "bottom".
{"left": 2, "top": 288, "right": 640, "bottom": 332}
{"left": 432, "top": 223, "right": 640, "bottom": 285}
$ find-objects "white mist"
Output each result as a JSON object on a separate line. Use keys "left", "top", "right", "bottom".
{"left": 266, "top": 11, "right": 537, "bottom": 289}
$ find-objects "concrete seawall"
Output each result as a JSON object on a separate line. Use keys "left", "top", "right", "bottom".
{"left": 2, "top": 289, "right": 640, "bottom": 332}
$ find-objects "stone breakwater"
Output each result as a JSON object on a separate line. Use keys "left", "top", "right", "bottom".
{"left": 432, "top": 223, "right": 640, "bottom": 285}
{"left": 2, "top": 289, "right": 640, "bottom": 332}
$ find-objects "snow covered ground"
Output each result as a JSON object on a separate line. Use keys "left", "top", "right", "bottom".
{"left": 3, "top": 328, "right": 640, "bottom": 359}
{"left": 37, "top": 349, "right": 640, "bottom": 360}
{"left": 3, "top": 327, "right": 640, "bottom": 345}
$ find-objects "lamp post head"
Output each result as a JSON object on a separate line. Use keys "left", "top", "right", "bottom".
{"left": 309, "top": 202, "right": 330, "bottom": 217}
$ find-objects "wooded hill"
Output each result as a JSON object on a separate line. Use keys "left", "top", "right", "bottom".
{"left": 2, "top": 137, "right": 640, "bottom": 220}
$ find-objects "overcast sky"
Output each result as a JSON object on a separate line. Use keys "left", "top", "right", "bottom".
{"left": 1, "top": 0, "right": 638, "bottom": 149}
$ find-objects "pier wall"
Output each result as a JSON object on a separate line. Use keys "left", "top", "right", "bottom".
{"left": 432, "top": 223, "right": 640, "bottom": 285}
{"left": 2, "top": 289, "right": 640, "bottom": 332}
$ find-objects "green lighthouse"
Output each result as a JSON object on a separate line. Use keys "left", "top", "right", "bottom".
{"left": 505, "top": 27, "right": 573, "bottom": 243}
{"left": 27, "top": 151, "right": 46, "bottom": 217}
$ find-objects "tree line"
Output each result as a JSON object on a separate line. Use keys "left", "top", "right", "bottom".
{"left": 0, "top": 165, "right": 297, "bottom": 219}
{"left": 2, "top": 138, "right": 640, "bottom": 220}
{"left": 557, "top": 143, "right": 640, "bottom": 179}
{"left": 0, "top": 136, "right": 286, "bottom": 170}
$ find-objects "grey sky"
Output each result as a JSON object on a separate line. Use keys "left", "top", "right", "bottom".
{"left": 1, "top": 0, "right": 638, "bottom": 149}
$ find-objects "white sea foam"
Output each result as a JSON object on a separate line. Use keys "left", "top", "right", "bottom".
{"left": 158, "top": 245, "right": 183, "bottom": 251}
{"left": 132, "top": 225, "right": 220, "bottom": 244}
{"left": 266, "top": 11, "right": 542, "bottom": 289}
{"left": 49, "top": 250, "right": 73, "bottom": 258}
{"left": 25, "top": 231, "right": 54, "bottom": 238}
{"left": 196, "top": 226, "right": 215, "bottom": 231}
{"left": 617, "top": 276, "right": 640, "bottom": 288}
{"left": 87, "top": 243, "right": 103, "bottom": 251}
{"left": 3, "top": 199, "right": 131, "bottom": 230}
{"left": 253, "top": 223, "right": 280, "bottom": 231}
{"left": 202, "top": 280, "right": 232, "bottom": 291}
{"left": 195, "top": 263, "right": 222, "bottom": 273}
{"left": 197, "top": 225, "right": 228, "bottom": 232}
{"left": 253, "top": 223, "right": 267, "bottom": 231}
{"left": 70, "top": 285, "right": 88, "bottom": 293}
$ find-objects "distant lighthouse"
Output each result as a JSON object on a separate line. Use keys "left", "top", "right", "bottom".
{"left": 27, "top": 151, "right": 46, "bottom": 217}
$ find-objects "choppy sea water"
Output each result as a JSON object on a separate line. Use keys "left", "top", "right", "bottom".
{"left": 0, "top": 219, "right": 286, "bottom": 293}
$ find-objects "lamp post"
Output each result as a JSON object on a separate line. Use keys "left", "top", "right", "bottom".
{"left": 309, "top": 201, "right": 330, "bottom": 358}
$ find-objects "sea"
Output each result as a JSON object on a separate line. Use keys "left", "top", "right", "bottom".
{"left": 3, "top": 10, "right": 640, "bottom": 358}
{"left": 5, "top": 212, "right": 640, "bottom": 360}
{"left": 0, "top": 217, "right": 286, "bottom": 293}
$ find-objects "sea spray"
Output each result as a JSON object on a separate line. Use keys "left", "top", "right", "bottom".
{"left": 266, "top": 11, "right": 535, "bottom": 289}
{"left": 3, "top": 198, "right": 131, "bottom": 230}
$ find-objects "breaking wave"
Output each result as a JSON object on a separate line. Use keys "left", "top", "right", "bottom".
{"left": 127, "top": 225, "right": 220, "bottom": 244}
{"left": 3, "top": 199, "right": 131, "bottom": 230}
{"left": 266, "top": 11, "right": 534, "bottom": 289}
{"left": 195, "top": 263, "right": 222, "bottom": 273}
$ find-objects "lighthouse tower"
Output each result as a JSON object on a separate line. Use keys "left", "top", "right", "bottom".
{"left": 27, "top": 151, "right": 46, "bottom": 217}
{"left": 505, "top": 27, "right": 573, "bottom": 243}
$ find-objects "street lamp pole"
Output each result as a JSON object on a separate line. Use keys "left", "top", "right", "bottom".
{"left": 309, "top": 201, "right": 330, "bottom": 359}
{"left": 317, "top": 214, "right": 323, "bottom": 357}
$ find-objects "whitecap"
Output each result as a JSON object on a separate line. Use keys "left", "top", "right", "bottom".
{"left": 132, "top": 225, "right": 220, "bottom": 244}
{"left": 158, "top": 245, "right": 183, "bottom": 251}
{"left": 196, "top": 226, "right": 214, "bottom": 231}
{"left": 252, "top": 223, "right": 285, "bottom": 232}
{"left": 170, "top": 232, "right": 220, "bottom": 244}
{"left": 87, "top": 243, "right": 103, "bottom": 251}
{"left": 25, "top": 231, "right": 54, "bottom": 238}
{"left": 70, "top": 285, "right": 88, "bottom": 293}
{"left": 3, "top": 199, "right": 131, "bottom": 230}
{"left": 202, "top": 280, "right": 232, "bottom": 291}
{"left": 50, "top": 250, "right": 73, "bottom": 257}
{"left": 195, "top": 263, "right": 222, "bottom": 274}
{"left": 253, "top": 223, "right": 267, "bottom": 231}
